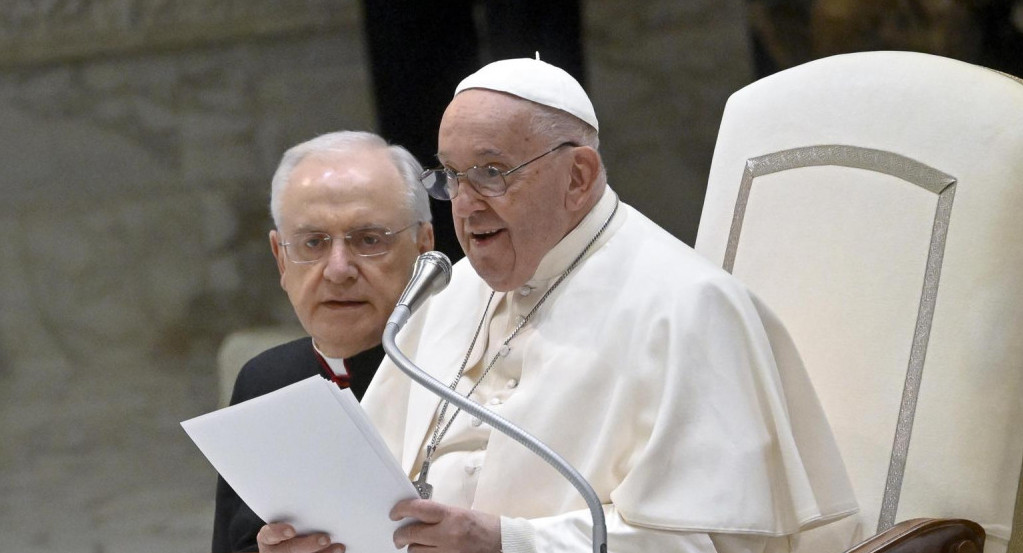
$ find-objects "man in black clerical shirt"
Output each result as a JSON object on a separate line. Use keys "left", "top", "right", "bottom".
{"left": 212, "top": 131, "right": 434, "bottom": 553}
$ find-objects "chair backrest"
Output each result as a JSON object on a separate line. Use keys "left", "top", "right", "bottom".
{"left": 216, "top": 326, "right": 307, "bottom": 407}
{"left": 694, "top": 51, "right": 1023, "bottom": 553}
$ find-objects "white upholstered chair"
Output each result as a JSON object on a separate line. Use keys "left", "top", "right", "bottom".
{"left": 694, "top": 51, "right": 1023, "bottom": 553}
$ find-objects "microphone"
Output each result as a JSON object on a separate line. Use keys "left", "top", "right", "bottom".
{"left": 389, "top": 251, "right": 452, "bottom": 329}
{"left": 382, "top": 252, "right": 608, "bottom": 553}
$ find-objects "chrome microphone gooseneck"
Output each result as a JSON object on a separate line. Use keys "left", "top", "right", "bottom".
{"left": 383, "top": 251, "right": 608, "bottom": 553}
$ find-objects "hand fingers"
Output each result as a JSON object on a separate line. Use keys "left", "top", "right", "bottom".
{"left": 258, "top": 523, "right": 298, "bottom": 546}
{"left": 391, "top": 501, "right": 447, "bottom": 550}
{"left": 256, "top": 523, "right": 343, "bottom": 553}
{"left": 393, "top": 520, "right": 432, "bottom": 549}
{"left": 392, "top": 505, "right": 501, "bottom": 551}
{"left": 390, "top": 498, "right": 446, "bottom": 523}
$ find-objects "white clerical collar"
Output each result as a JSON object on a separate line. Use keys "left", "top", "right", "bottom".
{"left": 527, "top": 186, "right": 620, "bottom": 284}
{"left": 311, "top": 340, "right": 346, "bottom": 376}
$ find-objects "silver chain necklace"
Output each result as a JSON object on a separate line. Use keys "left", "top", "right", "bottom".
{"left": 413, "top": 195, "right": 619, "bottom": 499}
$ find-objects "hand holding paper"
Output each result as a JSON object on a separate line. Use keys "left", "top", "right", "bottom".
{"left": 255, "top": 522, "right": 341, "bottom": 553}
{"left": 181, "top": 376, "right": 419, "bottom": 553}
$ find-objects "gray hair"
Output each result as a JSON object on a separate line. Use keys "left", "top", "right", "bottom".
{"left": 269, "top": 130, "right": 432, "bottom": 229}
{"left": 528, "top": 104, "right": 606, "bottom": 185}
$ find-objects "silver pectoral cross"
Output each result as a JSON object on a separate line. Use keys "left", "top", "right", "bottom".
{"left": 413, "top": 456, "right": 433, "bottom": 499}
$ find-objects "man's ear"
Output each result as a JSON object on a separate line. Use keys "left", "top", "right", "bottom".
{"left": 565, "top": 146, "right": 601, "bottom": 212}
{"left": 417, "top": 222, "right": 436, "bottom": 254}
{"left": 269, "top": 229, "right": 288, "bottom": 288}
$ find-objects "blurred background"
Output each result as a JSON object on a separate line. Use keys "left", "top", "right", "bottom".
{"left": 0, "top": 1, "right": 1019, "bottom": 551}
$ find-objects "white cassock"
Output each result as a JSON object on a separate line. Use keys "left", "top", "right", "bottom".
{"left": 362, "top": 187, "right": 858, "bottom": 552}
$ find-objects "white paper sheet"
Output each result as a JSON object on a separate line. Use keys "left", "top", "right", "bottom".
{"left": 181, "top": 375, "right": 418, "bottom": 552}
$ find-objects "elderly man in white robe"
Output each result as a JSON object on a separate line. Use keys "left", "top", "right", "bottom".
{"left": 256, "top": 58, "right": 858, "bottom": 553}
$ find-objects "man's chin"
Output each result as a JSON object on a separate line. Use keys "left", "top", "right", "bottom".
{"left": 309, "top": 312, "right": 382, "bottom": 353}
{"left": 315, "top": 302, "right": 377, "bottom": 325}
{"left": 471, "top": 262, "right": 523, "bottom": 292}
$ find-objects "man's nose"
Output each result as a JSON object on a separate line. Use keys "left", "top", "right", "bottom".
{"left": 322, "top": 239, "right": 359, "bottom": 282}
{"left": 451, "top": 178, "right": 487, "bottom": 218}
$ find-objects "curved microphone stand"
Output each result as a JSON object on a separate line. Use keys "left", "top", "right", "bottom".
{"left": 383, "top": 252, "right": 608, "bottom": 553}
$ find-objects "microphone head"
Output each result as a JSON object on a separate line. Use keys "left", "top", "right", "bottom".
{"left": 397, "top": 251, "right": 452, "bottom": 313}
{"left": 417, "top": 250, "right": 453, "bottom": 284}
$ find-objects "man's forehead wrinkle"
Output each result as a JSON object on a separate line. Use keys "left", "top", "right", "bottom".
{"left": 438, "top": 145, "right": 508, "bottom": 167}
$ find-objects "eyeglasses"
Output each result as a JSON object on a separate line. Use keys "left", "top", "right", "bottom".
{"left": 419, "top": 141, "right": 577, "bottom": 200}
{"left": 278, "top": 222, "right": 420, "bottom": 264}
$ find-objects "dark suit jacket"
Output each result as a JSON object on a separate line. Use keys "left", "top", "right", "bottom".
{"left": 211, "top": 337, "right": 384, "bottom": 553}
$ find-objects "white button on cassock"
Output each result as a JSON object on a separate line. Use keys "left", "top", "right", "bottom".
{"left": 517, "top": 285, "right": 532, "bottom": 296}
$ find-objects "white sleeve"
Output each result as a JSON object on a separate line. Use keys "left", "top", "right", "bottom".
{"left": 500, "top": 505, "right": 788, "bottom": 553}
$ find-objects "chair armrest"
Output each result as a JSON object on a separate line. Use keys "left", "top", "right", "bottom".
{"left": 844, "top": 518, "right": 985, "bottom": 553}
